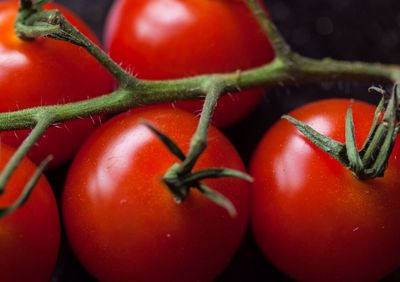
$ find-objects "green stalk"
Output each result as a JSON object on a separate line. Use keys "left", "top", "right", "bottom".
{"left": 0, "top": 156, "right": 52, "bottom": 218}
{"left": 178, "top": 78, "right": 224, "bottom": 175}
{"left": 4, "top": 2, "right": 399, "bottom": 133}
{"left": 2, "top": 0, "right": 400, "bottom": 217}
{"left": 0, "top": 112, "right": 53, "bottom": 194}
{"left": 0, "top": 112, "right": 53, "bottom": 218}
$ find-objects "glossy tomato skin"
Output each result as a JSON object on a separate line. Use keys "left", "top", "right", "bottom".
{"left": 0, "top": 144, "right": 60, "bottom": 282}
{"left": 250, "top": 99, "right": 400, "bottom": 282}
{"left": 0, "top": 0, "right": 113, "bottom": 167}
{"left": 104, "top": 0, "right": 274, "bottom": 128}
{"left": 62, "top": 107, "right": 251, "bottom": 282}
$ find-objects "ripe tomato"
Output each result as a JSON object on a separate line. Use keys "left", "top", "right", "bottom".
{"left": 104, "top": 0, "right": 274, "bottom": 128}
{"left": 0, "top": 143, "right": 60, "bottom": 282}
{"left": 62, "top": 107, "right": 250, "bottom": 281}
{"left": 0, "top": 0, "right": 113, "bottom": 167}
{"left": 250, "top": 99, "right": 400, "bottom": 281}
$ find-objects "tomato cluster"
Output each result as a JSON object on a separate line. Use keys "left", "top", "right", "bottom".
{"left": 1, "top": 0, "right": 400, "bottom": 281}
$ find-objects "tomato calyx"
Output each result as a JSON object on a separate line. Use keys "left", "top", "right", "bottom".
{"left": 144, "top": 122, "right": 252, "bottom": 217}
{"left": 142, "top": 79, "right": 252, "bottom": 217}
{"left": 283, "top": 85, "right": 400, "bottom": 180}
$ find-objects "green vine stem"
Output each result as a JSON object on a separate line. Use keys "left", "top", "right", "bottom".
{"left": 0, "top": 155, "right": 52, "bottom": 218}
{"left": 0, "top": 0, "right": 400, "bottom": 215}
{"left": 15, "top": 2, "right": 135, "bottom": 88}
{"left": 178, "top": 78, "right": 225, "bottom": 175}
{"left": 0, "top": 113, "right": 53, "bottom": 217}
{"left": 0, "top": 113, "right": 53, "bottom": 194}
{"left": 2, "top": 0, "right": 399, "bottom": 133}
{"left": 145, "top": 78, "right": 252, "bottom": 216}
{"left": 246, "top": 0, "right": 290, "bottom": 59}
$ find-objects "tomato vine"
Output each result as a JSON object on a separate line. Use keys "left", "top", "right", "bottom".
{"left": 1, "top": 0, "right": 400, "bottom": 215}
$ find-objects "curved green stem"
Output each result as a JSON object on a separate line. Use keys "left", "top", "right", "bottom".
{"left": 5, "top": 2, "right": 400, "bottom": 133}
{"left": 0, "top": 55, "right": 398, "bottom": 132}
{"left": 360, "top": 92, "right": 385, "bottom": 156}
{"left": 3, "top": 0, "right": 400, "bottom": 216}
{"left": 197, "top": 183, "right": 237, "bottom": 217}
{"left": 16, "top": 7, "right": 135, "bottom": 88}
{"left": 0, "top": 112, "right": 53, "bottom": 194}
{"left": 52, "top": 13, "right": 135, "bottom": 88}
{"left": 345, "top": 107, "right": 364, "bottom": 174}
{"left": 0, "top": 110, "right": 53, "bottom": 218}
{"left": 245, "top": 0, "right": 290, "bottom": 59}
{"left": 178, "top": 78, "right": 224, "bottom": 175}
{"left": 0, "top": 156, "right": 52, "bottom": 218}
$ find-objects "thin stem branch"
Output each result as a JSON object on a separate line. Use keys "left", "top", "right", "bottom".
{"left": 4, "top": 0, "right": 399, "bottom": 215}
{"left": 7, "top": 0, "right": 400, "bottom": 134}
{"left": 0, "top": 156, "right": 52, "bottom": 218}
{"left": 179, "top": 78, "right": 224, "bottom": 174}
{"left": 157, "top": 78, "right": 252, "bottom": 215}
{"left": 0, "top": 54, "right": 398, "bottom": 132}
{"left": 0, "top": 112, "right": 53, "bottom": 194}
{"left": 16, "top": 8, "right": 135, "bottom": 88}
{"left": 54, "top": 13, "right": 136, "bottom": 88}
{"left": 245, "top": 0, "right": 291, "bottom": 59}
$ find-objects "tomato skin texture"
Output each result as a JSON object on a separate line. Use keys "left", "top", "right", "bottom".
{"left": 0, "top": 144, "right": 60, "bottom": 282}
{"left": 104, "top": 0, "right": 274, "bottom": 128}
{"left": 0, "top": 1, "right": 113, "bottom": 167}
{"left": 250, "top": 99, "right": 400, "bottom": 282}
{"left": 62, "top": 107, "right": 251, "bottom": 281}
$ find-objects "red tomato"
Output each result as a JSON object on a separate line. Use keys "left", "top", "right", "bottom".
{"left": 0, "top": 143, "right": 60, "bottom": 282}
{"left": 104, "top": 0, "right": 274, "bottom": 128}
{"left": 250, "top": 99, "right": 400, "bottom": 281}
{"left": 0, "top": 1, "right": 113, "bottom": 167}
{"left": 62, "top": 107, "right": 250, "bottom": 281}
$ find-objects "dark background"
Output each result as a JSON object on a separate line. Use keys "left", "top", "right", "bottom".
{"left": 51, "top": 0, "right": 400, "bottom": 281}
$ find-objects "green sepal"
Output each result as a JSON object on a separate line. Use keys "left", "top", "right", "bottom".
{"left": 360, "top": 95, "right": 384, "bottom": 155}
{"left": 142, "top": 121, "right": 186, "bottom": 161}
{"left": 363, "top": 87, "right": 398, "bottom": 178}
{"left": 197, "top": 183, "right": 237, "bottom": 217}
{"left": 282, "top": 115, "right": 348, "bottom": 166}
{"left": 345, "top": 107, "right": 364, "bottom": 174}
{"left": 147, "top": 122, "right": 251, "bottom": 217}
{"left": 180, "top": 168, "right": 253, "bottom": 186}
